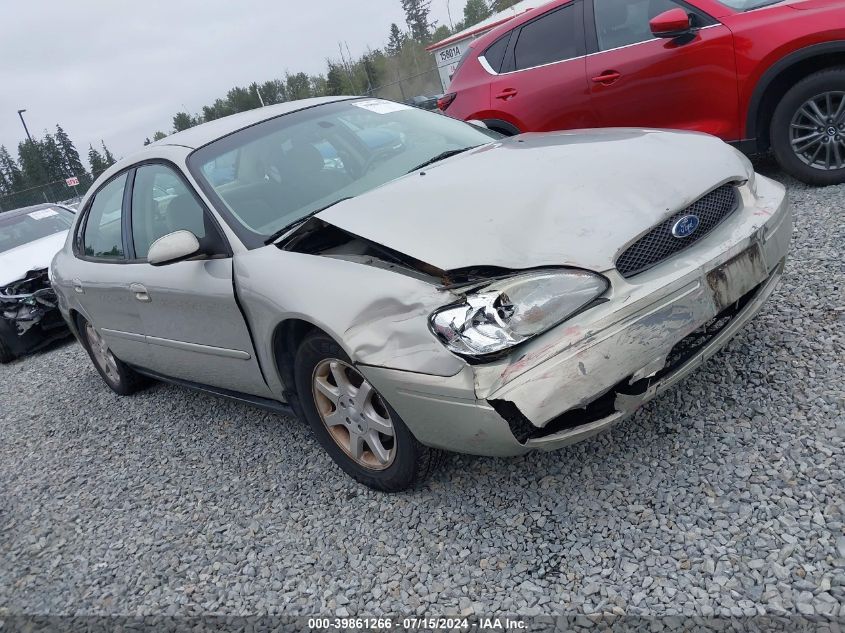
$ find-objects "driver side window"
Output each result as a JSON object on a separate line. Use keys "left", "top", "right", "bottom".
{"left": 594, "top": 0, "right": 683, "bottom": 51}
{"left": 131, "top": 164, "right": 208, "bottom": 260}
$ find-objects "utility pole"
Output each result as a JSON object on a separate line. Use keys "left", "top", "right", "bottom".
{"left": 17, "top": 109, "right": 33, "bottom": 143}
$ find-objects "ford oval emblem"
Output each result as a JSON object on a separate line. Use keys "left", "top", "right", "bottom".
{"left": 671, "top": 215, "right": 701, "bottom": 239}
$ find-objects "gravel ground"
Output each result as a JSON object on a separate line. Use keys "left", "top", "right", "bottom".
{"left": 1, "top": 165, "right": 843, "bottom": 621}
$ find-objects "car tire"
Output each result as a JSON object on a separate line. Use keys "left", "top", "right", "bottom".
{"left": 293, "top": 331, "right": 443, "bottom": 492}
{"left": 0, "top": 336, "right": 15, "bottom": 364}
{"left": 77, "top": 315, "right": 149, "bottom": 396}
{"left": 771, "top": 67, "right": 845, "bottom": 186}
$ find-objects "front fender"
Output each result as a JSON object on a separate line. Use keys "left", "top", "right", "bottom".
{"left": 233, "top": 247, "right": 467, "bottom": 398}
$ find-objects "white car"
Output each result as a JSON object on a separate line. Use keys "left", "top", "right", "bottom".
{"left": 51, "top": 97, "right": 792, "bottom": 491}
{"left": 0, "top": 204, "right": 75, "bottom": 362}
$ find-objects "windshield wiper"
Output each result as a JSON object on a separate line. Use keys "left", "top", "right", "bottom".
{"left": 264, "top": 197, "right": 354, "bottom": 245}
{"left": 406, "top": 147, "right": 477, "bottom": 174}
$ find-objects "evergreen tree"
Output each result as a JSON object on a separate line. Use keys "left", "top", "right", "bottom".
{"left": 143, "top": 138, "right": 152, "bottom": 146}
{"left": 464, "top": 0, "right": 492, "bottom": 26}
{"left": 101, "top": 142, "right": 116, "bottom": 167}
{"left": 88, "top": 144, "right": 108, "bottom": 176}
{"left": 401, "top": 0, "right": 435, "bottom": 42}
{"left": 489, "top": 0, "right": 521, "bottom": 12}
{"left": 153, "top": 131, "right": 167, "bottom": 142}
{"left": 55, "top": 125, "right": 86, "bottom": 180}
{"left": 310, "top": 74, "right": 329, "bottom": 97}
{"left": 18, "top": 140, "right": 49, "bottom": 187}
{"left": 259, "top": 79, "right": 287, "bottom": 105}
{"left": 431, "top": 24, "right": 452, "bottom": 43}
{"left": 326, "top": 62, "right": 352, "bottom": 96}
{"left": 386, "top": 23, "right": 406, "bottom": 56}
{"left": 285, "top": 72, "right": 312, "bottom": 100}
{"left": 0, "top": 145, "right": 25, "bottom": 193}
{"left": 173, "top": 112, "right": 198, "bottom": 132}
{"left": 40, "top": 133, "right": 68, "bottom": 181}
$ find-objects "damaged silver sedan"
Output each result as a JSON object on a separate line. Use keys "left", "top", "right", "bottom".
{"left": 0, "top": 204, "right": 75, "bottom": 363}
{"left": 51, "top": 97, "right": 791, "bottom": 491}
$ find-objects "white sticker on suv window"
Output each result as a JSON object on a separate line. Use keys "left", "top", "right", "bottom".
{"left": 28, "top": 209, "right": 59, "bottom": 220}
{"left": 352, "top": 99, "right": 412, "bottom": 114}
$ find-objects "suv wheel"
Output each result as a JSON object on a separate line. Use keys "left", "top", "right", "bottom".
{"left": 771, "top": 68, "right": 845, "bottom": 186}
{"left": 78, "top": 316, "right": 149, "bottom": 396}
{"left": 293, "top": 331, "right": 442, "bottom": 492}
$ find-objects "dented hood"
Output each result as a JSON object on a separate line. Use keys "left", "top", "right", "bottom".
{"left": 0, "top": 231, "right": 68, "bottom": 287}
{"left": 317, "top": 129, "right": 752, "bottom": 272}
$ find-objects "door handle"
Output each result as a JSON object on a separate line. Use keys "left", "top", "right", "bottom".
{"left": 592, "top": 71, "right": 622, "bottom": 85}
{"left": 129, "top": 283, "right": 151, "bottom": 303}
{"left": 72, "top": 279, "right": 84, "bottom": 294}
{"left": 495, "top": 88, "right": 518, "bottom": 100}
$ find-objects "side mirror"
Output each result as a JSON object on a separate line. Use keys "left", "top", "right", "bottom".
{"left": 650, "top": 8, "right": 692, "bottom": 39}
{"left": 147, "top": 230, "right": 201, "bottom": 266}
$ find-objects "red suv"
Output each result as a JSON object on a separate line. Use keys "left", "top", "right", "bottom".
{"left": 441, "top": 0, "right": 845, "bottom": 185}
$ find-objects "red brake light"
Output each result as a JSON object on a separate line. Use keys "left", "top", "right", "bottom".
{"left": 438, "top": 93, "right": 457, "bottom": 111}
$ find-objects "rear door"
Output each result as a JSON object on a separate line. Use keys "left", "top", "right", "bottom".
{"left": 488, "top": 1, "right": 596, "bottom": 132}
{"left": 584, "top": 0, "right": 740, "bottom": 140}
{"left": 73, "top": 172, "right": 148, "bottom": 364}
{"left": 125, "top": 162, "right": 272, "bottom": 397}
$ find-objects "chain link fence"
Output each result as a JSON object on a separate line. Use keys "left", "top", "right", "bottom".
{"left": 0, "top": 173, "right": 105, "bottom": 213}
{"left": 367, "top": 67, "right": 444, "bottom": 104}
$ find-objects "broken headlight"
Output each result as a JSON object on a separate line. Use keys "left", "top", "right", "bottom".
{"left": 429, "top": 269, "right": 608, "bottom": 358}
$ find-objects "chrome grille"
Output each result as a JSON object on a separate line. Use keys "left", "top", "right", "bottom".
{"left": 616, "top": 184, "right": 740, "bottom": 279}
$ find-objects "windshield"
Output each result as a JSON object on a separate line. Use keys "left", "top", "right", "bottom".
{"left": 189, "top": 98, "right": 500, "bottom": 247}
{"left": 0, "top": 207, "right": 74, "bottom": 254}
{"left": 715, "top": 0, "right": 783, "bottom": 9}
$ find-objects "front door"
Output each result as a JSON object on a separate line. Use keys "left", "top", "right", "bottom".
{"left": 488, "top": 1, "right": 595, "bottom": 133}
{"left": 126, "top": 162, "right": 271, "bottom": 398}
{"left": 584, "top": 0, "right": 740, "bottom": 140}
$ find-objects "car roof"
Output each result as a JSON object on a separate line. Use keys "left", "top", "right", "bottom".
{"left": 151, "top": 96, "right": 357, "bottom": 150}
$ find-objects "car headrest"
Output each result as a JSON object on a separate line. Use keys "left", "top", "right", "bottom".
{"left": 166, "top": 195, "right": 205, "bottom": 237}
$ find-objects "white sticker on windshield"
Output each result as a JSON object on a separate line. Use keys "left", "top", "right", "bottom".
{"left": 28, "top": 209, "right": 59, "bottom": 220}
{"left": 352, "top": 99, "right": 412, "bottom": 115}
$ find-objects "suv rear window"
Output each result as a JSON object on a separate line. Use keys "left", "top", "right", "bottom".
{"left": 513, "top": 5, "right": 578, "bottom": 71}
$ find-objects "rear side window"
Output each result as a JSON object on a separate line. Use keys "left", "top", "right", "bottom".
{"left": 513, "top": 5, "right": 578, "bottom": 71}
{"left": 83, "top": 175, "right": 127, "bottom": 259}
{"left": 482, "top": 33, "right": 512, "bottom": 73}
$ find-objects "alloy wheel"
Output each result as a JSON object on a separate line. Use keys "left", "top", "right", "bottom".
{"left": 311, "top": 359, "right": 396, "bottom": 470}
{"left": 85, "top": 323, "right": 120, "bottom": 385}
{"left": 790, "top": 91, "right": 845, "bottom": 171}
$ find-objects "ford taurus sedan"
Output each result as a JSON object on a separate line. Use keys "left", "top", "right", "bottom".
{"left": 51, "top": 97, "right": 791, "bottom": 491}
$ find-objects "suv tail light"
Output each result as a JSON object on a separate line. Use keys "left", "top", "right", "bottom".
{"left": 438, "top": 93, "right": 457, "bottom": 111}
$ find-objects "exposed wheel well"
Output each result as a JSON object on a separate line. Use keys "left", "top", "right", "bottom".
{"left": 752, "top": 52, "right": 845, "bottom": 152}
{"left": 271, "top": 318, "right": 320, "bottom": 410}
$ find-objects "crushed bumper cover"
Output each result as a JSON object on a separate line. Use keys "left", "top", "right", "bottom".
{"left": 0, "top": 269, "right": 70, "bottom": 358}
{"left": 359, "top": 176, "right": 792, "bottom": 457}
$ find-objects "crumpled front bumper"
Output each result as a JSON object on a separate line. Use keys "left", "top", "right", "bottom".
{"left": 359, "top": 175, "right": 792, "bottom": 457}
{"left": 0, "top": 270, "right": 69, "bottom": 358}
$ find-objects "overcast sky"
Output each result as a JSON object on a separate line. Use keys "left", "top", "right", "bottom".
{"left": 0, "top": 0, "right": 469, "bottom": 171}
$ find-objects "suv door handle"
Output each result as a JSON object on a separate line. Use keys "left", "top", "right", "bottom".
{"left": 72, "top": 279, "right": 84, "bottom": 294}
{"left": 130, "top": 283, "right": 151, "bottom": 303}
{"left": 592, "top": 71, "right": 622, "bottom": 85}
{"left": 495, "top": 88, "right": 518, "bottom": 100}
